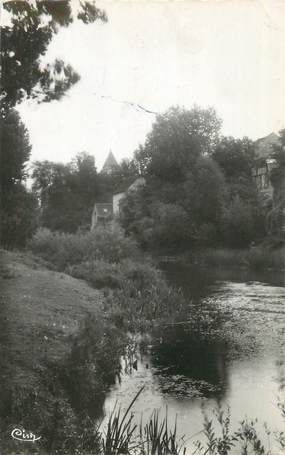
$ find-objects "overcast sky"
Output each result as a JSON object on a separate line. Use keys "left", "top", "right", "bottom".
{"left": 18, "top": 0, "right": 285, "bottom": 170}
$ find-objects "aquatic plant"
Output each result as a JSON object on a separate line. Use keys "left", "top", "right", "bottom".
{"left": 140, "top": 410, "right": 186, "bottom": 455}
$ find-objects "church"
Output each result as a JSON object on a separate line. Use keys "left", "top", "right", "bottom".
{"left": 91, "top": 151, "right": 145, "bottom": 230}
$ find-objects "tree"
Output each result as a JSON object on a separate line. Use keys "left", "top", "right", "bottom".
{"left": 1, "top": 1, "right": 106, "bottom": 115}
{"left": 220, "top": 196, "right": 256, "bottom": 248}
{"left": 1, "top": 184, "right": 38, "bottom": 249}
{"left": 212, "top": 136, "right": 266, "bottom": 246}
{"left": 135, "top": 105, "right": 222, "bottom": 182}
{"left": 0, "top": 110, "right": 31, "bottom": 189}
{"left": 0, "top": 110, "right": 38, "bottom": 247}
{"left": 268, "top": 130, "right": 285, "bottom": 237}
{"left": 120, "top": 106, "right": 226, "bottom": 251}
{"left": 212, "top": 137, "right": 255, "bottom": 181}
{"left": 1, "top": 0, "right": 107, "bottom": 246}
{"left": 32, "top": 153, "right": 100, "bottom": 232}
{"left": 98, "top": 158, "right": 139, "bottom": 203}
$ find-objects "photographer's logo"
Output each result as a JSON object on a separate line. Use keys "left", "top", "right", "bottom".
{"left": 11, "top": 428, "right": 41, "bottom": 443}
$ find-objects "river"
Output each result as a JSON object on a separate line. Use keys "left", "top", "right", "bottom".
{"left": 103, "top": 264, "right": 285, "bottom": 453}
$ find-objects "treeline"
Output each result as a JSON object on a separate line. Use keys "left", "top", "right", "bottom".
{"left": 119, "top": 106, "right": 285, "bottom": 251}
{"left": 0, "top": 0, "right": 106, "bottom": 249}
{"left": 2, "top": 104, "right": 285, "bottom": 251}
{"left": 0, "top": 111, "right": 38, "bottom": 249}
{"left": 31, "top": 154, "right": 138, "bottom": 233}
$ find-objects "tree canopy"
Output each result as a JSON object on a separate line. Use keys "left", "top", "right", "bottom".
{"left": 1, "top": 0, "right": 107, "bottom": 247}
{"left": 32, "top": 153, "right": 100, "bottom": 232}
{"left": 135, "top": 106, "right": 222, "bottom": 183}
{"left": 120, "top": 106, "right": 228, "bottom": 250}
{"left": 0, "top": 111, "right": 37, "bottom": 248}
{"left": 120, "top": 106, "right": 268, "bottom": 250}
{"left": 1, "top": 1, "right": 106, "bottom": 115}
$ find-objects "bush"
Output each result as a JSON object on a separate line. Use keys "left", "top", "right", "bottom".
{"left": 28, "top": 224, "right": 140, "bottom": 269}
{"left": 67, "top": 260, "right": 124, "bottom": 289}
{"left": 1, "top": 185, "right": 38, "bottom": 249}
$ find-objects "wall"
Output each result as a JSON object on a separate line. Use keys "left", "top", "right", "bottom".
{"left": 113, "top": 192, "right": 125, "bottom": 215}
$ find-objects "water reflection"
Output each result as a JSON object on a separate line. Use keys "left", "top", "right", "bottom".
{"left": 104, "top": 264, "right": 285, "bottom": 452}
{"left": 151, "top": 327, "right": 228, "bottom": 399}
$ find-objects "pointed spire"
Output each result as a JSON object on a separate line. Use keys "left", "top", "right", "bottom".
{"left": 101, "top": 150, "right": 119, "bottom": 174}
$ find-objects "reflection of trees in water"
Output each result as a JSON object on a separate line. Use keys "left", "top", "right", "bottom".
{"left": 161, "top": 262, "right": 285, "bottom": 300}
{"left": 150, "top": 326, "right": 229, "bottom": 400}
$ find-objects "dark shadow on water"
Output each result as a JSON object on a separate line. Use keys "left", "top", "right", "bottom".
{"left": 150, "top": 325, "right": 229, "bottom": 400}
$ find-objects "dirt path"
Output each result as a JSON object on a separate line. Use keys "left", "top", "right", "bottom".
{"left": 0, "top": 249, "right": 103, "bottom": 393}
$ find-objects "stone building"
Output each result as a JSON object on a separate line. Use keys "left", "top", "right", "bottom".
{"left": 252, "top": 133, "right": 285, "bottom": 237}
{"left": 251, "top": 133, "right": 279, "bottom": 197}
{"left": 91, "top": 203, "right": 113, "bottom": 230}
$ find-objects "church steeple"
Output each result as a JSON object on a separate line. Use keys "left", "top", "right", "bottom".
{"left": 101, "top": 150, "right": 119, "bottom": 174}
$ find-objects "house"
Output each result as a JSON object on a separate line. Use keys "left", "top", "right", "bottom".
{"left": 252, "top": 133, "right": 279, "bottom": 197}
{"left": 251, "top": 158, "right": 276, "bottom": 197}
{"left": 91, "top": 203, "right": 113, "bottom": 230}
{"left": 113, "top": 177, "right": 146, "bottom": 216}
{"left": 113, "top": 191, "right": 126, "bottom": 215}
{"left": 252, "top": 133, "right": 285, "bottom": 237}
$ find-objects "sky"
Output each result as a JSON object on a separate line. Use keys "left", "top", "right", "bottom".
{"left": 17, "top": 0, "right": 285, "bottom": 170}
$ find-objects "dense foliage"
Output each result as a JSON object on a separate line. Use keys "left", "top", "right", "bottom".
{"left": 28, "top": 225, "right": 185, "bottom": 327}
{"left": 1, "top": 0, "right": 106, "bottom": 248}
{"left": 1, "top": 0, "right": 106, "bottom": 115}
{"left": 212, "top": 137, "right": 266, "bottom": 247}
{"left": 0, "top": 110, "right": 38, "bottom": 248}
{"left": 120, "top": 106, "right": 266, "bottom": 251}
{"left": 32, "top": 153, "right": 100, "bottom": 232}
{"left": 268, "top": 130, "right": 285, "bottom": 237}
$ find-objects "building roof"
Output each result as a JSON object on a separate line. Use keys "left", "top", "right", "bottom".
{"left": 94, "top": 203, "right": 113, "bottom": 217}
{"left": 128, "top": 177, "right": 145, "bottom": 191}
{"left": 113, "top": 177, "right": 146, "bottom": 196}
{"left": 101, "top": 151, "right": 119, "bottom": 174}
{"left": 254, "top": 133, "right": 280, "bottom": 159}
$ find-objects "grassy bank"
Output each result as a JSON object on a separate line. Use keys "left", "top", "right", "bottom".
{"left": 181, "top": 246, "right": 285, "bottom": 271}
{"left": 0, "top": 224, "right": 187, "bottom": 453}
{"left": 28, "top": 225, "right": 187, "bottom": 329}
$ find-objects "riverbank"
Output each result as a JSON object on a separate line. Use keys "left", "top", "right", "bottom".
{"left": 1, "top": 240, "right": 285, "bottom": 454}
{"left": 0, "top": 248, "right": 107, "bottom": 453}
{"left": 28, "top": 226, "right": 188, "bottom": 330}
{"left": 167, "top": 245, "right": 285, "bottom": 271}
{"left": 0, "top": 226, "right": 189, "bottom": 453}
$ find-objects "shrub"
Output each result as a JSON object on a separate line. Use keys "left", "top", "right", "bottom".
{"left": 28, "top": 224, "right": 140, "bottom": 270}
{"left": 29, "top": 225, "right": 188, "bottom": 328}
{"left": 67, "top": 260, "right": 124, "bottom": 289}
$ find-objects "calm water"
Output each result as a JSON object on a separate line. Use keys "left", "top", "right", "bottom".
{"left": 104, "top": 264, "right": 285, "bottom": 452}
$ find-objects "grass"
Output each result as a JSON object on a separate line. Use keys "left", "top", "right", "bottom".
{"left": 28, "top": 226, "right": 188, "bottom": 328}
{"left": 12, "top": 225, "right": 190, "bottom": 452}
{"left": 99, "top": 394, "right": 285, "bottom": 455}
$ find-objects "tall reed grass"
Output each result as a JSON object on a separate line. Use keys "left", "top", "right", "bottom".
{"left": 88, "top": 391, "right": 285, "bottom": 455}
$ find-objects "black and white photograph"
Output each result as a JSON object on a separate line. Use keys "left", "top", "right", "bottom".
{"left": 1, "top": 0, "right": 285, "bottom": 453}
